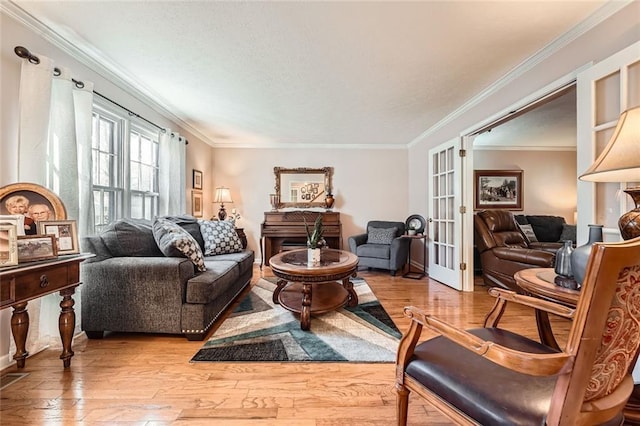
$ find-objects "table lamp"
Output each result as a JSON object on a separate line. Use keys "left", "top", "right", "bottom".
{"left": 579, "top": 106, "right": 640, "bottom": 240}
{"left": 213, "top": 187, "right": 233, "bottom": 221}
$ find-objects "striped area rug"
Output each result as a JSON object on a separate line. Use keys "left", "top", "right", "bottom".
{"left": 191, "top": 277, "right": 401, "bottom": 362}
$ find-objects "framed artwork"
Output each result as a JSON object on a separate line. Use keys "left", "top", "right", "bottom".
{"left": 192, "top": 170, "right": 203, "bottom": 190}
{"left": 0, "top": 223, "right": 18, "bottom": 267}
{"left": 17, "top": 234, "right": 57, "bottom": 263}
{"left": 0, "top": 183, "right": 67, "bottom": 230}
{"left": 38, "top": 220, "right": 79, "bottom": 255}
{"left": 474, "top": 170, "right": 523, "bottom": 210}
{"left": 192, "top": 190, "right": 203, "bottom": 217}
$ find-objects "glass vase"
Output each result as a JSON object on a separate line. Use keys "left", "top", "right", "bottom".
{"left": 570, "top": 224, "right": 603, "bottom": 285}
{"left": 554, "top": 240, "right": 574, "bottom": 278}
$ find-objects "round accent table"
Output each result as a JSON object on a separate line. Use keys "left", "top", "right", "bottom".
{"left": 269, "top": 248, "right": 359, "bottom": 331}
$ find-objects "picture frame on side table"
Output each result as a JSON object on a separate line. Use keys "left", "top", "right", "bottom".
{"left": 192, "top": 191, "right": 203, "bottom": 218}
{"left": 0, "top": 214, "right": 26, "bottom": 236}
{"left": 193, "top": 170, "right": 203, "bottom": 190}
{"left": 474, "top": 170, "right": 523, "bottom": 211}
{"left": 38, "top": 220, "right": 79, "bottom": 255}
{"left": 0, "top": 182, "right": 67, "bottom": 221}
{"left": 17, "top": 234, "right": 57, "bottom": 263}
{"left": 0, "top": 223, "right": 18, "bottom": 267}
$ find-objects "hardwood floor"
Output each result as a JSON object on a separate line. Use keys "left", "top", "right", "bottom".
{"left": 0, "top": 264, "right": 570, "bottom": 425}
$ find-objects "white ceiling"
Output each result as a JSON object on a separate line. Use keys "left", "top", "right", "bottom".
{"left": 10, "top": 1, "right": 611, "bottom": 148}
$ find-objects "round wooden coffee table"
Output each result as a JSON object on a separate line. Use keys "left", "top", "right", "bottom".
{"left": 269, "top": 248, "right": 359, "bottom": 331}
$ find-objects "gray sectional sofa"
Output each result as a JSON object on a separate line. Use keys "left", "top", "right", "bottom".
{"left": 80, "top": 216, "right": 253, "bottom": 341}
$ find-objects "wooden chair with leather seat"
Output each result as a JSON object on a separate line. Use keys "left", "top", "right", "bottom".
{"left": 396, "top": 236, "right": 640, "bottom": 426}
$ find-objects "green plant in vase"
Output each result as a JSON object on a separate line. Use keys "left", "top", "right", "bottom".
{"left": 304, "top": 215, "right": 324, "bottom": 249}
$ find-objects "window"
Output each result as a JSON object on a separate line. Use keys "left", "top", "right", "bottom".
{"left": 91, "top": 101, "right": 159, "bottom": 233}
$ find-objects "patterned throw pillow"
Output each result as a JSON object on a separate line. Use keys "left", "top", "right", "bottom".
{"left": 198, "top": 220, "right": 243, "bottom": 255}
{"left": 518, "top": 223, "right": 539, "bottom": 243}
{"left": 152, "top": 217, "right": 206, "bottom": 272}
{"left": 367, "top": 227, "right": 397, "bottom": 245}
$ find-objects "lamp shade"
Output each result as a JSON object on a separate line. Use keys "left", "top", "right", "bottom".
{"left": 213, "top": 187, "right": 233, "bottom": 203}
{"left": 579, "top": 106, "right": 640, "bottom": 183}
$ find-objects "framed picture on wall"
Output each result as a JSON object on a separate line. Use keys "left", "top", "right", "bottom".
{"left": 192, "top": 170, "right": 203, "bottom": 190}
{"left": 192, "top": 191, "right": 203, "bottom": 217}
{"left": 474, "top": 170, "right": 523, "bottom": 210}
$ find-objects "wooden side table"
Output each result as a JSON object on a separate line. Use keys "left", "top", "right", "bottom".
{"left": 514, "top": 268, "right": 579, "bottom": 350}
{"left": 1, "top": 253, "right": 93, "bottom": 369}
{"left": 402, "top": 234, "right": 426, "bottom": 279}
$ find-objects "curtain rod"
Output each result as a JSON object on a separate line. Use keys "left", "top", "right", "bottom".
{"left": 14, "top": 45, "right": 188, "bottom": 144}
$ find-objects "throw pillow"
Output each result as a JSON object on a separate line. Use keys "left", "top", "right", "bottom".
{"left": 518, "top": 223, "right": 538, "bottom": 243}
{"left": 367, "top": 227, "right": 396, "bottom": 245}
{"left": 559, "top": 223, "right": 577, "bottom": 243}
{"left": 152, "top": 217, "right": 206, "bottom": 272}
{"left": 198, "top": 220, "right": 243, "bottom": 255}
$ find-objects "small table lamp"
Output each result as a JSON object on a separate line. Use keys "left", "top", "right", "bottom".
{"left": 579, "top": 106, "right": 640, "bottom": 240}
{"left": 213, "top": 187, "right": 233, "bottom": 221}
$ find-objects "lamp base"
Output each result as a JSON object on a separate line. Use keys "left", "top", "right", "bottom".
{"left": 217, "top": 204, "right": 227, "bottom": 221}
{"left": 619, "top": 187, "right": 640, "bottom": 241}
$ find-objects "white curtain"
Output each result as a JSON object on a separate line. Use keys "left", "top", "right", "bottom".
{"left": 14, "top": 53, "right": 94, "bottom": 356}
{"left": 159, "top": 130, "right": 186, "bottom": 216}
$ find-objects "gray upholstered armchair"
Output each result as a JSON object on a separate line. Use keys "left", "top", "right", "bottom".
{"left": 348, "top": 221, "right": 411, "bottom": 276}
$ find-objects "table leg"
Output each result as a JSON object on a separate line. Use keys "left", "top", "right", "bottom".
{"left": 535, "top": 309, "right": 561, "bottom": 351}
{"left": 59, "top": 288, "right": 76, "bottom": 368}
{"left": 300, "top": 282, "right": 312, "bottom": 331}
{"left": 342, "top": 276, "right": 358, "bottom": 307}
{"left": 10, "top": 302, "right": 29, "bottom": 368}
{"left": 272, "top": 279, "right": 288, "bottom": 304}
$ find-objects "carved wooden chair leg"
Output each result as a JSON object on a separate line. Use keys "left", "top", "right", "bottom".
{"left": 396, "top": 384, "right": 410, "bottom": 426}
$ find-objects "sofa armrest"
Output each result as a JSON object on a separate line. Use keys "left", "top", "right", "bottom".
{"left": 348, "top": 233, "right": 368, "bottom": 252}
{"left": 80, "top": 236, "right": 113, "bottom": 263}
{"left": 492, "top": 247, "right": 555, "bottom": 267}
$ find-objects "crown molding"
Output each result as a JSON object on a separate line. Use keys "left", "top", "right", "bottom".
{"left": 408, "top": 0, "right": 633, "bottom": 148}
{"left": 473, "top": 145, "right": 576, "bottom": 152}
{"left": 2, "top": 1, "right": 216, "bottom": 146}
{"left": 210, "top": 141, "right": 406, "bottom": 150}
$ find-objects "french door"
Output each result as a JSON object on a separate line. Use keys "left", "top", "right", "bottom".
{"left": 428, "top": 138, "right": 464, "bottom": 290}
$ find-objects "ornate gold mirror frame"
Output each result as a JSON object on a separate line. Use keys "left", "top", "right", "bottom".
{"left": 274, "top": 167, "right": 333, "bottom": 209}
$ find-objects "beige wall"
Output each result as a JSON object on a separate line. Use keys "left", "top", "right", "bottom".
{"left": 474, "top": 150, "right": 577, "bottom": 223}
{"left": 210, "top": 148, "right": 408, "bottom": 254}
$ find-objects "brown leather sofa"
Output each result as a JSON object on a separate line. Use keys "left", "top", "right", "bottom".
{"left": 474, "top": 210, "right": 561, "bottom": 292}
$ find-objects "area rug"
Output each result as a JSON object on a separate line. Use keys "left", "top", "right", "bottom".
{"left": 191, "top": 277, "right": 402, "bottom": 362}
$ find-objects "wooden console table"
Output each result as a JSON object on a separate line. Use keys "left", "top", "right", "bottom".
{"left": 260, "top": 211, "right": 342, "bottom": 267}
{"left": 0, "top": 254, "right": 93, "bottom": 369}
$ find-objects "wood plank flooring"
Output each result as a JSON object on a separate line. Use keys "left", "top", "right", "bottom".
{"left": 0, "top": 265, "right": 571, "bottom": 425}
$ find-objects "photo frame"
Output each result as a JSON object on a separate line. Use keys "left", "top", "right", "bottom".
{"left": 0, "top": 223, "right": 18, "bottom": 267}
{"left": 192, "top": 170, "right": 203, "bottom": 190}
{"left": 191, "top": 190, "right": 203, "bottom": 217}
{"left": 38, "top": 220, "right": 79, "bottom": 255}
{"left": 0, "top": 214, "right": 26, "bottom": 236}
{"left": 17, "top": 235, "right": 57, "bottom": 263}
{"left": 0, "top": 183, "right": 67, "bottom": 225}
{"left": 474, "top": 170, "right": 523, "bottom": 210}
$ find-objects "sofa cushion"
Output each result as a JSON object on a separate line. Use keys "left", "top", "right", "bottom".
{"left": 559, "top": 223, "right": 577, "bottom": 243}
{"left": 186, "top": 260, "right": 239, "bottom": 304}
{"left": 162, "top": 215, "right": 205, "bottom": 251}
{"left": 518, "top": 223, "right": 538, "bottom": 243}
{"left": 525, "top": 215, "right": 566, "bottom": 242}
{"left": 367, "top": 227, "right": 396, "bottom": 245}
{"left": 152, "top": 217, "right": 206, "bottom": 272}
{"left": 101, "top": 218, "right": 162, "bottom": 257}
{"left": 198, "top": 220, "right": 243, "bottom": 255}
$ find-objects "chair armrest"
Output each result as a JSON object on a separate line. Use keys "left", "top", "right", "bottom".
{"left": 492, "top": 247, "right": 555, "bottom": 267}
{"left": 348, "top": 233, "right": 368, "bottom": 252}
{"left": 398, "top": 306, "right": 572, "bottom": 377}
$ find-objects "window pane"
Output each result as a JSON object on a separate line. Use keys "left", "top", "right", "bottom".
{"left": 141, "top": 136, "right": 153, "bottom": 164}
{"left": 131, "top": 193, "right": 143, "bottom": 218}
{"left": 99, "top": 118, "right": 113, "bottom": 152}
{"left": 130, "top": 163, "right": 140, "bottom": 190}
{"left": 99, "top": 153, "right": 111, "bottom": 186}
{"left": 130, "top": 133, "right": 140, "bottom": 162}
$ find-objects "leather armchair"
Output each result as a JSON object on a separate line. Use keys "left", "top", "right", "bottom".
{"left": 474, "top": 210, "right": 560, "bottom": 292}
{"left": 348, "top": 221, "right": 411, "bottom": 276}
